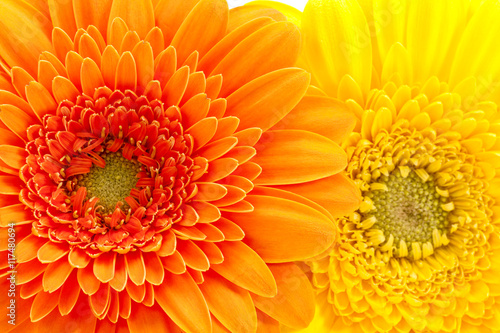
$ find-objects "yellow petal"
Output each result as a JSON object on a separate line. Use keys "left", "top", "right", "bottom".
{"left": 407, "top": 0, "right": 467, "bottom": 82}
{"left": 302, "top": 0, "right": 372, "bottom": 97}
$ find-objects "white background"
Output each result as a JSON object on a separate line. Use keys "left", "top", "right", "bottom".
{"left": 227, "top": 0, "right": 308, "bottom": 11}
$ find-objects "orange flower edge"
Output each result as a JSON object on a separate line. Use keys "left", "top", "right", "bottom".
{"left": 0, "top": 1, "right": 360, "bottom": 332}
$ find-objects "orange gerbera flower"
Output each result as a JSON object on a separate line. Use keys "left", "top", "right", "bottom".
{"left": 0, "top": 0, "right": 360, "bottom": 332}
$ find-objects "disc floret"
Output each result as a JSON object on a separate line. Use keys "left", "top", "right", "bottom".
{"left": 363, "top": 168, "right": 449, "bottom": 259}
{"left": 77, "top": 152, "right": 141, "bottom": 213}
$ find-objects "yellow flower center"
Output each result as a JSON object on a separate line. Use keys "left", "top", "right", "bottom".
{"left": 77, "top": 152, "right": 141, "bottom": 213}
{"left": 364, "top": 169, "right": 449, "bottom": 257}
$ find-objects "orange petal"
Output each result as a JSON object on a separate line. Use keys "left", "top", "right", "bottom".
{"left": 154, "top": 46, "right": 177, "bottom": 89}
{"left": 181, "top": 93, "right": 211, "bottom": 129}
{"left": 157, "top": 230, "right": 177, "bottom": 256}
{"left": 155, "top": 273, "right": 212, "bottom": 333}
{"left": 145, "top": 27, "right": 165, "bottom": 58}
{"left": 197, "top": 137, "right": 238, "bottom": 161}
{"left": 79, "top": 33, "right": 102, "bottom": 67}
{"left": 253, "top": 130, "right": 347, "bottom": 185}
{"left": 206, "top": 74, "right": 223, "bottom": 100}
{"left": 125, "top": 250, "right": 146, "bottom": 285}
{"left": 65, "top": 51, "right": 84, "bottom": 89}
{"left": 225, "top": 195, "right": 335, "bottom": 262}
{"left": 211, "top": 116, "right": 239, "bottom": 140}
{"left": 192, "top": 201, "right": 221, "bottom": 223}
{"left": 210, "top": 185, "right": 246, "bottom": 207}
{"left": 68, "top": 247, "right": 91, "bottom": 268}
{"left": 89, "top": 283, "right": 110, "bottom": 317}
{"left": 37, "top": 60, "right": 59, "bottom": 93}
{"left": 197, "top": 242, "right": 224, "bottom": 264}
{"left": 233, "top": 128, "right": 262, "bottom": 147}
{"left": 200, "top": 270, "right": 257, "bottom": 332}
{"left": 211, "top": 241, "right": 276, "bottom": 297}
{"left": 106, "top": 290, "right": 119, "bottom": 323}
{"left": 32, "top": 293, "right": 97, "bottom": 332}
{"left": 252, "top": 263, "right": 315, "bottom": 329}
{"left": 109, "top": 254, "right": 127, "bottom": 291}
{"left": 0, "top": 175, "right": 23, "bottom": 195}
{"left": 37, "top": 241, "right": 69, "bottom": 263}
{"left": 212, "top": 218, "right": 245, "bottom": 241}
{"left": 20, "top": 274, "right": 43, "bottom": 299}
{"left": 154, "top": 0, "right": 200, "bottom": 45}
{"left": 0, "top": 104, "right": 37, "bottom": 141}
{"left": 26, "top": 81, "right": 57, "bottom": 120}
{"left": 16, "top": 259, "right": 46, "bottom": 285}
{"left": 180, "top": 72, "right": 206, "bottom": 105}
{"left": 227, "top": 5, "right": 286, "bottom": 32}
{"left": 162, "top": 66, "right": 190, "bottom": 107}
{"left": 42, "top": 257, "right": 74, "bottom": 293}
{"left": 211, "top": 22, "right": 300, "bottom": 97}
{"left": 93, "top": 251, "right": 116, "bottom": 283}
{"left": 256, "top": 309, "right": 280, "bottom": 333}
{"left": 225, "top": 68, "right": 309, "bottom": 131}
{"left": 87, "top": 25, "right": 106, "bottom": 52}
{"left": 0, "top": 128, "right": 24, "bottom": 149}
{"left": 222, "top": 146, "right": 256, "bottom": 164}
{"left": 16, "top": 234, "right": 48, "bottom": 263}
{"left": 0, "top": 145, "right": 27, "bottom": 169}
{"left": 81, "top": 58, "right": 105, "bottom": 96}
{"left": 272, "top": 95, "right": 356, "bottom": 144}
{"left": 115, "top": 51, "right": 137, "bottom": 91}
{"left": 176, "top": 240, "right": 210, "bottom": 271}
{"left": 73, "top": 0, "right": 113, "bottom": 38}
{"left": 199, "top": 16, "right": 274, "bottom": 75}
{"left": 194, "top": 224, "right": 224, "bottom": 242}
{"left": 108, "top": 16, "right": 129, "bottom": 50}
{"left": 182, "top": 50, "right": 199, "bottom": 73}
{"left": 101, "top": 45, "right": 120, "bottom": 88}
{"left": 250, "top": 185, "right": 333, "bottom": 222}
{"left": 173, "top": 225, "right": 207, "bottom": 241}
{"left": 143, "top": 252, "right": 165, "bottom": 285}
{"left": 126, "top": 281, "right": 145, "bottom": 303}
{"left": 195, "top": 183, "right": 227, "bottom": 202}
{"left": 58, "top": 270, "right": 80, "bottom": 315}
{"left": 0, "top": 1, "right": 53, "bottom": 76}
{"left": 171, "top": 0, "right": 228, "bottom": 64}
{"left": 0, "top": 204, "right": 33, "bottom": 227}
{"left": 186, "top": 117, "right": 218, "bottom": 151}
{"left": 77, "top": 264, "right": 101, "bottom": 295}
{"left": 52, "top": 76, "right": 80, "bottom": 103}
{"left": 108, "top": 0, "right": 155, "bottom": 39}
{"left": 0, "top": 90, "right": 33, "bottom": 120}
{"left": 128, "top": 303, "right": 175, "bottom": 333}
{"left": 30, "top": 289, "right": 60, "bottom": 322}
{"left": 132, "top": 41, "right": 154, "bottom": 92}
{"left": 11, "top": 66, "right": 34, "bottom": 100}
{"left": 120, "top": 31, "right": 140, "bottom": 53}
{"left": 199, "top": 158, "right": 239, "bottom": 182}
{"left": 276, "top": 173, "right": 362, "bottom": 219}
{"left": 161, "top": 250, "right": 186, "bottom": 274}
{"left": 48, "top": 0, "right": 77, "bottom": 38}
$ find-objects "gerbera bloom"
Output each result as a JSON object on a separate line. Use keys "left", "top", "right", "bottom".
{"left": 255, "top": 0, "right": 500, "bottom": 332}
{"left": 0, "top": 0, "right": 360, "bottom": 332}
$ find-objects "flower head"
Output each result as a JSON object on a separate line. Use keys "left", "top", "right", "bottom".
{"left": 0, "top": 0, "right": 359, "bottom": 332}
{"left": 257, "top": 0, "right": 500, "bottom": 331}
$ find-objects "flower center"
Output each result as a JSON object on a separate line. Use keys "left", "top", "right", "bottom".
{"left": 364, "top": 169, "right": 448, "bottom": 253}
{"left": 77, "top": 152, "right": 141, "bottom": 214}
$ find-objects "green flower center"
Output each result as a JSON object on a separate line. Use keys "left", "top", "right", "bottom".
{"left": 363, "top": 168, "right": 449, "bottom": 258}
{"left": 78, "top": 152, "right": 141, "bottom": 213}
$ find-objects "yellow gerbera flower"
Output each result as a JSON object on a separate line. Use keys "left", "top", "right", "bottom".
{"left": 0, "top": 0, "right": 360, "bottom": 332}
{"left": 256, "top": 0, "right": 500, "bottom": 332}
